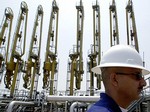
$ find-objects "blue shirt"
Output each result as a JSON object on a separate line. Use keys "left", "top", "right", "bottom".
{"left": 87, "top": 93, "right": 122, "bottom": 112}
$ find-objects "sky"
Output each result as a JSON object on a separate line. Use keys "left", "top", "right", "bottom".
{"left": 0, "top": 0, "right": 150, "bottom": 92}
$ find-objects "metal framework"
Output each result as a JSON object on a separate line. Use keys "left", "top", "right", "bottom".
{"left": 66, "top": 0, "right": 84, "bottom": 96}
{"left": 126, "top": 0, "right": 139, "bottom": 52}
{"left": 43, "top": 0, "right": 59, "bottom": 95}
{"left": 86, "top": 0, "right": 101, "bottom": 96}
{"left": 4, "top": 1, "right": 28, "bottom": 97}
{"left": 0, "top": 7, "right": 13, "bottom": 83}
{"left": 22, "top": 5, "right": 43, "bottom": 98}
{"left": 109, "top": 0, "right": 119, "bottom": 46}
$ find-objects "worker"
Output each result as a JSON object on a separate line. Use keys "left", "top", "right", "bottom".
{"left": 87, "top": 44, "right": 150, "bottom": 112}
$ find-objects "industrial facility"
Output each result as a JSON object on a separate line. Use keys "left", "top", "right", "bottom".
{"left": 0, "top": 0, "right": 150, "bottom": 111}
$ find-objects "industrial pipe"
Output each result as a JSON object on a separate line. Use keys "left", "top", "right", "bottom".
{"left": 70, "top": 102, "right": 87, "bottom": 112}
{"left": 65, "top": 101, "right": 68, "bottom": 112}
{"left": 46, "top": 95, "right": 99, "bottom": 102}
{"left": 6, "top": 101, "right": 35, "bottom": 112}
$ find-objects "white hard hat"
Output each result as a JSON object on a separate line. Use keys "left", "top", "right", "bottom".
{"left": 91, "top": 45, "right": 150, "bottom": 75}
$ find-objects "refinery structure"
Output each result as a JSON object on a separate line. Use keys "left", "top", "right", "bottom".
{"left": 0, "top": 0, "right": 150, "bottom": 112}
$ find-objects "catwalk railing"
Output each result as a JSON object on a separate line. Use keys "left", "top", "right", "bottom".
{"left": 127, "top": 76, "right": 150, "bottom": 112}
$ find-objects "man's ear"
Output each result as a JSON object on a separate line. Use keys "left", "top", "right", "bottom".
{"left": 110, "top": 73, "right": 118, "bottom": 87}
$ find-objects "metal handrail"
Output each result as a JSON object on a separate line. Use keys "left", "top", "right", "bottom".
{"left": 127, "top": 76, "right": 150, "bottom": 111}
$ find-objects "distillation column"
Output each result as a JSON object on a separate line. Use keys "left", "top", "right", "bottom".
{"left": 126, "top": 0, "right": 139, "bottom": 52}
{"left": 22, "top": 5, "right": 43, "bottom": 99}
{"left": 0, "top": 7, "right": 13, "bottom": 83}
{"left": 66, "top": 0, "right": 84, "bottom": 96}
{"left": 86, "top": 0, "right": 101, "bottom": 96}
{"left": 43, "top": 0, "right": 59, "bottom": 95}
{"left": 4, "top": 1, "right": 28, "bottom": 97}
{"left": 109, "top": 0, "right": 119, "bottom": 46}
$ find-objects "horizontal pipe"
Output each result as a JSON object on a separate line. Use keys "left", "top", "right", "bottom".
{"left": 7, "top": 101, "right": 35, "bottom": 112}
{"left": 70, "top": 102, "right": 87, "bottom": 112}
{"left": 46, "top": 95, "right": 99, "bottom": 102}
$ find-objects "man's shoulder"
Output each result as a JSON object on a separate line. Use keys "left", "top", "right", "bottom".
{"left": 87, "top": 105, "right": 111, "bottom": 112}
